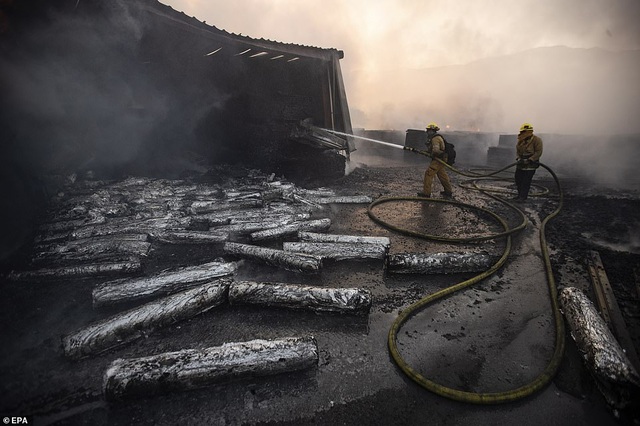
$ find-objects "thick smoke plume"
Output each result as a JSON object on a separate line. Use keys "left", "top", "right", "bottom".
{"left": 164, "top": 0, "right": 640, "bottom": 135}
{"left": 1, "top": 1, "right": 165, "bottom": 176}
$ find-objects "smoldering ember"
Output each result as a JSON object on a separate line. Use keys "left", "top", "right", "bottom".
{"left": 1, "top": 1, "right": 639, "bottom": 425}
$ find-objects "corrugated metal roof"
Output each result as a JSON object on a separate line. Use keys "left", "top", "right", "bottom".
{"left": 145, "top": 0, "right": 344, "bottom": 60}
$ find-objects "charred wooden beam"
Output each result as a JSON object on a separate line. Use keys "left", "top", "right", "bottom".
{"left": 223, "top": 242, "right": 322, "bottom": 273}
{"left": 63, "top": 281, "right": 229, "bottom": 360}
{"left": 298, "top": 231, "right": 390, "bottom": 248}
{"left": 34, "top": 234, "right": 150, "bottom": 254}
{"left": 229, "top": 280, "right": 372, "bottom": 315}
{"left": 195, "top": 206, "right": 308, "bottom": 226}
{"left": 229, "top": 212, "right": 311, "bottom": 224}
{"left": 250, "top": 218, "right": 332, "bottom": 242}
{"left": 559, "top": 287, "right": 640, "bottom": 406}
{"left": 387, "top": 252, "right": 497, "bottom": 274}
{"left": 222, "top": 190, "right": 262, "bottom": 201}
{"left": 70, "top": 217, "right": 191, "bottom": 240}
{"left": 290, "top": 194, "right": 324, "bottom": 209}
{"left": 212, "top": 221, "right": 284, "bottom": 235}
{"left": 31, "top": 252, "right": 144, "bottom": 267}
{"left": 267, "top": 201, "right": 317, "bottom": 214}
{"left": 212, "top": 204, "right": 313, "bottom": 218}
{"left": 211, "top": 213, "right": 312, "bottom": 235}
{"left": 294, "top": 188, "right": 336, "bottom": 198}
{"left": 6, "top": 260, "right": 143, "bottom": 281}
{"left": 282, "top": 242, "right": 387, "bottom": 261}
{"left": 103, "top": 336, "right": 318, "bottom": 401}
{"left": 93, "top": 262, "right": 237, "bottom": 307}
{"left": 149, "top": 231, "right": 229, "bottom": 245}
{"left": 307, "top": 195, "right": 373, "bottom": 204}
{"left": 189, "top": 199, "right": 263, "bottom": 214}
{"left": 39, "top": 213, "right": 106, "bottom": 233}
{"left": 33, "top": 239, "right": 152, "bottom": 263}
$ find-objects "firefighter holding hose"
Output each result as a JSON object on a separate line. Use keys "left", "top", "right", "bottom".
{"left": 514, "top": 122, "right": 543, "bottom": 201}
{"left": 418, "top": 122, "right": 453, "bottom": 198}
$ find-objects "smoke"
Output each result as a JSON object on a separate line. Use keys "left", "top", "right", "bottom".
{"left": 162, "top": 0, "right": 640, "bottom": 135}
{"left": 0, "top": 1, "right": 171, "bottom": 177}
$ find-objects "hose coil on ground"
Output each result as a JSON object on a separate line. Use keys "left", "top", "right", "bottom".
{"left": 370, "top": 158, "right": 565, "bottom": 404}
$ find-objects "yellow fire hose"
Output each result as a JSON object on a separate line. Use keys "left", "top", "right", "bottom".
{"left": 370, "top": 149, "right": 566, "bottom": 404}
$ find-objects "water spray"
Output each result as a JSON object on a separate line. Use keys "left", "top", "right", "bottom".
{"left": 321, "top": 129, "right": 405, "bottom": 150}
{"left": 321, "top": 128, "right": 434, "bottom": 162}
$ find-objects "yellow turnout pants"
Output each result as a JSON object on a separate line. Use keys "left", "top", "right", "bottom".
{"left": 423, "top": 160, "right": 452, "bottom": 195}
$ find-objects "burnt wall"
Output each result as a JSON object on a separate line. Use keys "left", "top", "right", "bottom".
{"left": 135, "top": 7, "right": 338, "bottom": 176}
{"left": 1, "top": 0, "right": 344, "bottom": 178}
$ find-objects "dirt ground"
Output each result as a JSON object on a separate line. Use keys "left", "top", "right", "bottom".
{"left": 1, "top": 154, "right": 639, "bottom": 425}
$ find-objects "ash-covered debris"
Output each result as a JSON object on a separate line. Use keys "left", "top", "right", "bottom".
{"left": 92, "top": 261, "right": 238, "bottom": 308}
{"left": 282, "top": 241, "right": 388, "bottom": 262}
{"left": 387, "top": 251, "right": 499, "bottom": 274}
{"left": 35, "top": 165, "right": 383, "bottom": 390}
{"left": 559, "top": 287, "right": 640, "bottom": 409}
{"left": 6, "top": 166, "right": 374, "bottom": 281}
{"left": 103, "top": 336, "right": 319, "bottom": 402}
{"left": 62, "top": 280, "right": 231, "bottom": 360}
{"left": 229, "top": 281, "right": 372, "bottom": 315}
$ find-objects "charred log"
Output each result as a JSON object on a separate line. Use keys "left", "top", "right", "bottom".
{"left": 194, "top": 206, "right": 312, "bottom": 227}
{"left": 6, "top": 260, "right": 143, "bottom": 281}
{"left": 211, "top": 213, "right": 312, "bottom": 235}
{"left": 387, "top": 252, "right": 498, "bottom": 274}
{"left": 282, "top": 242, "right": 388, "bottom": 261}
{"left": 39, "top": 213, "right": 106, "bottom": 233}
{"left": 250, "top": 218, "right": 331, "bottom": 242}
{"left": 32, "top": 239, "right": 152, "bottom": 263}
{"left": 223, "top": 242, "right": 322, "bottom": 273}
{"left": 559, "top": 286, "right": 640, "bottom": 407}
{"left": 229, "top": 280, "right": 372, "bottom": 315}
{"left": 306, "top": 195, "right": 373, "bottom": 204}
{"left": 149, "top": 231, "right": 229, "bottom": 245}
{"left": 103, "top": 336, "right": 318, "bottom": 401}
{"left": 189, "top": 199, "right": 263, "bottom": 214}
{"left": 70, "top": 217, "right": 192, "bottom": 240}
{"left": 63, "top": 281, "right": 229, "bottom": 360}
{"left": 298, "top": 231, "right": 390, "bottom": 248}
{"left": 93, "top": 262, "right": 237, "bottom": 307}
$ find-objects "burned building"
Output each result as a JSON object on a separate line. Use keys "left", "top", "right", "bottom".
{"left": 0, "top": 0, "right": 353, "bottom": 261}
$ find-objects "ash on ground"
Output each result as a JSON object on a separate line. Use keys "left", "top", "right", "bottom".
{"left": 1, "top": 161, "right": 639, "bottom": 426}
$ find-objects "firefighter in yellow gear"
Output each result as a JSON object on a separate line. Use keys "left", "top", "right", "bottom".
{"left": 419, "top": 122, "right": 453, "bottom": 198}
{"left": 514, "top": 122, "right": 543, "bottom": 200}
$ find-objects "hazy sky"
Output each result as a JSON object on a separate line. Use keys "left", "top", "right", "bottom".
{"left": 160, "top": 0, "right": 640, "bottom": 133}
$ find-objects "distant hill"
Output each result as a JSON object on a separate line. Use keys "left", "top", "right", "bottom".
{"left": 359, "top": 46, "right": 640, "bottom": 135}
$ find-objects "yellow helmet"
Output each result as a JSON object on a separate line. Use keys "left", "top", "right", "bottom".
{"left": 426, "top": 122, "right": 440, "bottom": 131}
{"left": 519, "top": 123, "right": 534, "bottom": 132}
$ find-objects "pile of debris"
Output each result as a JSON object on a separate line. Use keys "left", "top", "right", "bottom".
{"left": 4, "top": 166, "right": 509, "bottom": 402}
{"left": 5, "top": 167, "right": 386, "bottom": 400}
{"left": 9, "top": 167, "right": 369, "bottom": 279}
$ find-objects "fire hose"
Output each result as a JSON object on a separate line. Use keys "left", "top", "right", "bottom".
{"left": 369, "top": 148, "right": 565, "bottom": 404}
